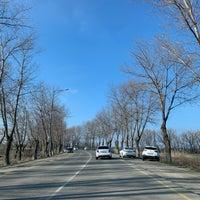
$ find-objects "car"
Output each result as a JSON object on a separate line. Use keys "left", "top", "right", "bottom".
{"left": 66, "top": 147, "right": 74, "bottom": 153}
{"left": 96, "top": 146, "right": 112, "bottom": 159}
{"left": 119, "top": 147, "right": 136, "bottom": 158}
{"left": 142, "top": 146, "right": 160, "bottom": 161}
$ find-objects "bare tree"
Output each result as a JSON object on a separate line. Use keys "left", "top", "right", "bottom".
{"left": 122, "top": 80, "right": 157, "bottom": 157}
{"left": 13, "top": 105, "right": 29, "bottom": 161}
{"left": 109, "top": 84, "right": 134, "bottom": 149}
{"left": 29, "top": 83, "right": 70, "bottom": 157}
{"left": 27, "top": 113, "right": 40, "bottom": 160}
{"left": 140, "top": 129, "right": 158, "bottom": 148}
{"left": 0, "top": 0, "right": 36, "bottom": 165}
{"left": 147, "top": 0, "right": 200, "bottom": 81}
{"left": 152, "top": 0, "right": 200, "bottom": 45}
{"left": 30, "top": 83, "right": 51, "bottom": 157}
{"left": 124, "top": 37, "right": 198, "bottom": 162}
{"left": 108, "top": 80, "right": 157, "bottom": 157}
{"left": 95, "top": 109, "right": 115, "bottom": 147}
{"left": 181, "top": 130, "right": 200, "bottom": 153}
{"left": 66, "top": 126, "right": 82, "bottom": 148}
{"left": 0, "top": 1, "right": 31, "bottom": 29}
{"left": 84, "top": 121, "right": 98, "bottom": 149}
{"left": 47, "top": 103, "right": 68, "bottom": 154}
{"left": 110, "top": 105, "right": 124, "bottom": 153}
{"left": 0, "top": 36, "right": 36, "bottom": 165}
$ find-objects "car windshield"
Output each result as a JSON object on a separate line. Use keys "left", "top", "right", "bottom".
{"left": 98, "top": 146, "right": 109, "bottom": 149}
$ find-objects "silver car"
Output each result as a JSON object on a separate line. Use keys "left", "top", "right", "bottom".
{"left": 120, "top": 147, "right": 136, "bottom": 158}
{"left": 96, "top": 146, "right": 112, "bottom": 159}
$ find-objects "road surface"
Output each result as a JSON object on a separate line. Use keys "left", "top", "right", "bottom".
{"left": 0, "top": 150, "right": 199, "bottom": 199}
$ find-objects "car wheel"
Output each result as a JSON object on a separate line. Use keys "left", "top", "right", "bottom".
{"left": 142, "top": 157, "right": 145, "bottom": 161}
{"left": 96, "top": 157, "right": 98, "bottom": 160}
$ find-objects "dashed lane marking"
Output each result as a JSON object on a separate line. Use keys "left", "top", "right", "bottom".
{"left": 47, "top": 151, "right": 92, "bottom": 200}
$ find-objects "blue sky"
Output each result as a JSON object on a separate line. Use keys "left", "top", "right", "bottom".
{"left": 29, "top": 0, "right": 200, "bottom": 131}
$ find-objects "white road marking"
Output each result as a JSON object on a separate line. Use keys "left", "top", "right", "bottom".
{"left": 47, "top": 152, "right": 92, "bottom": 200}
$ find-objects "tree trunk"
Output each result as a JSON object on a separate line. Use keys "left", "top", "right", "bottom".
{"left": 33, "top": 140, "right": 39, "bottom": 160}
{"left": 15, "top": 145, "right": 19, "bottom": 159}
{"left": 120, "top": 139, "right": 124, "bottom": 149}
{"left": 92, "top": 136, "right": 95, "bottom": 149}
{"left": 161, "top": 121, "right": 172, "bottom": 163}
{"left": 115, "top": 139, "right": 119, "bottom": 154}
{"left": 19, "top": 145, "right": 22, "bottom": 161}
{"left": 58, "top": 144, "right": 62, "bottom": 153}
{"left": 130, "top": 136, "right": 134, "bottom": 148}
{"left": 126, "top": 133, "right": 129, "bottom": 147}
{"left": 45, "top": 141, "right": 49, "bottom": 157}
{"left": 125, "top": 120, "right": 129, "bottom": 147}
{"left": 5, "top": 137, "right": 13, "bottom": 165}
{"left": 135, "top": 137, "right": 140, "bottom": 158}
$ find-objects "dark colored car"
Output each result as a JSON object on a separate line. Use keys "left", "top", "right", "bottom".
{"left": 66, "top": 147, "right": 74, "bottom": 153}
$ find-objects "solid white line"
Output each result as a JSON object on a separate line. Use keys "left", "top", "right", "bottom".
{"left": 47, "top": 152, "right": 92, "bottom": 200}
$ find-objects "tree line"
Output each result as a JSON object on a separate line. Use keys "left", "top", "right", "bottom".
{"left": 0, "top": 1, "right": 69, "bottom": 166}
{"left": 69, "top": 0, "right": 200, "bottom": 163}
{"left": 69, "top": 123, "right": 200, "bottom": 154}
{"left": 1, "top": 0, "right": 200, "bottom": 166}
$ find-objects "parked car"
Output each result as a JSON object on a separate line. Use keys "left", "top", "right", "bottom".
{"left": 142, "top": 146, "right": 160, "bottom": 161}
{"left": 120, "top": 147, "right": 136, "bottom": 158}
{"left": 96, "top": 146, "right": 112, "bottom": 159}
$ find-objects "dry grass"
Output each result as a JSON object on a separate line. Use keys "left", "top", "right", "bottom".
{"left": 161, "top": 151, "right": 200, "bottom": 171}
{"left": 0, "top": 149, "right": 42, "bottom": 167}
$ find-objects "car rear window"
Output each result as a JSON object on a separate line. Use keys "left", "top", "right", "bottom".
{"left": 98, "top": 146, "right": 109, "bottom": 149}
{"left": 145, "top": 147, "right": 157, "bottom": 150}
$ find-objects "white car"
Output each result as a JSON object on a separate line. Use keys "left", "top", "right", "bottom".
{"left": 96, "top": 146, "right": 112, "bottom": 159}
{"left": 142, "top": 146, "right": 160, "bottom": 161}
{"left": 120, "top": 147, "right": 136, "bottom": 158}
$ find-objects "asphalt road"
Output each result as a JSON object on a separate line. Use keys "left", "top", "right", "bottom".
{"left": 0, "top": 150, "right": 199, "bottom": 200}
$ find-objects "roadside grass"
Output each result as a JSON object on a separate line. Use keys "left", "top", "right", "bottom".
{"left": 0, "top": 149, "right": 68, "bottom": 167}
{"left": 161, "top": 151, "right": 200, "bottom": 172}
{"left": 0, "top": 149, "right": 44, "bottom": 167}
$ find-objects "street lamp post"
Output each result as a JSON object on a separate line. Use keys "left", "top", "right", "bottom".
{"left": 49, "top": 88, "right": 69, "bottom": 156}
